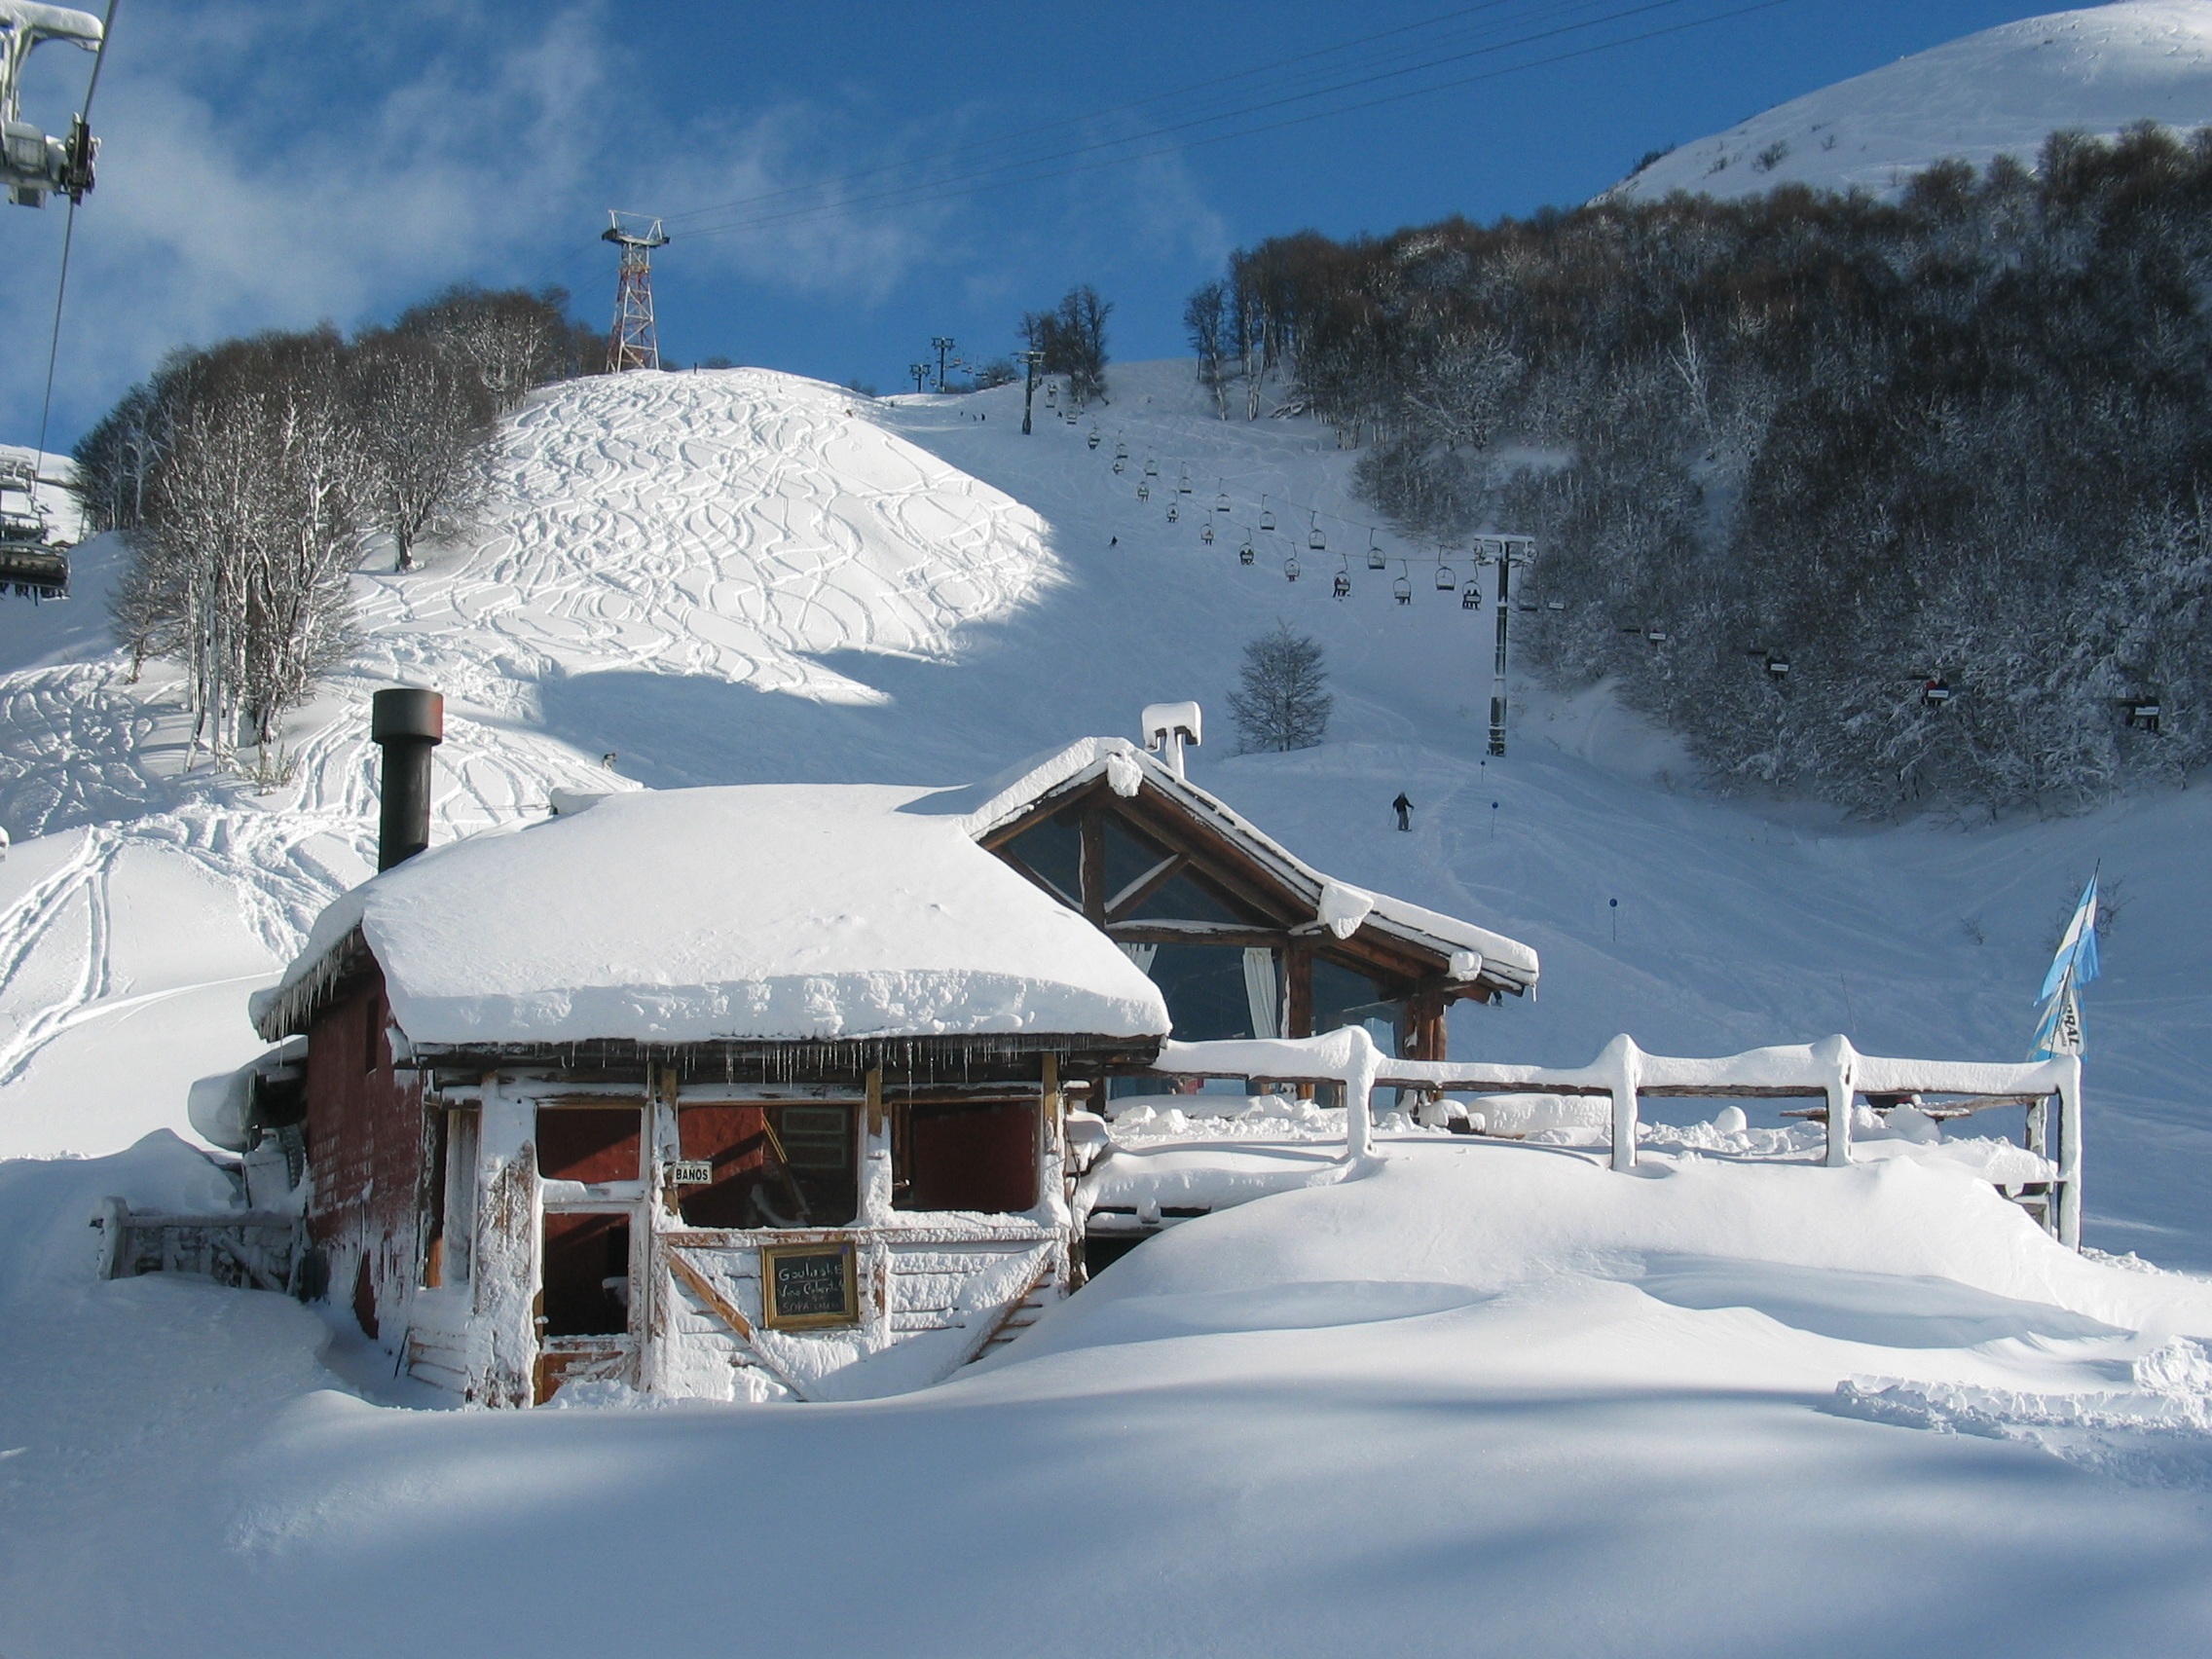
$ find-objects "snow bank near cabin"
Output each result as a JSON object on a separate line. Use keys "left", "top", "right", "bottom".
{"left": 1612, "top": 2, "right": 2212, "bottom": 203}
{"left": 260, "top": 784, "right": 1169, "bottom": 1046}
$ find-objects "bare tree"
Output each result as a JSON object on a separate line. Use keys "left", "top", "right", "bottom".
{"left": 1230, "top": 622, "right": 1333, "bottom": 753}
{"left": 391, "top": 284, "right": 583, "bottom": 413}
{"left": 1021, "top": 284, "right": 1113, "bottom": 406}
{"left": 350, "top": 330, "right": 498, "bottom": 571}
{"left": 1185, "top": 279, "right": 1229, "bottom": 417}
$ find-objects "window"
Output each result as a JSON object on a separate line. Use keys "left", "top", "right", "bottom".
{"left": 539, "top": 1213, "right": 630, "bottom": 1337}
{"left": 1312, "top": 958, "right": 1396, "bottom": 1039}
{"left": 893, "top": 1099, "right": 1037, "bottom": 1213}
{"left": 1145, "top": 941, "right": 1265, "bottom": 1041}
{"left": 676, "top": 1104, "right": 858, "bottom": 1229}
{"left": 1003, "top": 811, "right": 1082, "bottom": 906}
{"left": 424, "top": 1106, "right": 478, "bottom": 1289}
{"left": 1100, "top": 815, "right": 1170, "bottom": 901}
{"left": 536, "top": 1106, "right": 643, "bottom": 1185}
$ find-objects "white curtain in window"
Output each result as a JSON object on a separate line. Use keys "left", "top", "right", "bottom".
{"left": 1119, "top": 941, "right": 1159, "bottom": 974}
{"left": 1242, "top": 947, "right": 1281, "bottom": 1039}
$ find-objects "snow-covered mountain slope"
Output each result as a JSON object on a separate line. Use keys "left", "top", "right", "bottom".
{"left": 0, "top": 361, "right": 2205, "bottom": 1274}
{"left": 1611, "top": 1, "right": 2212, "bottom": 202}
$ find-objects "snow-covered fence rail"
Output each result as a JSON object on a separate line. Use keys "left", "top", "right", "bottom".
{"left": 92, "top": 1198, "right": 308, "bottom": 1294}
{"left": 1155, "top": 1030, "right": 2083, "bottom": 1247}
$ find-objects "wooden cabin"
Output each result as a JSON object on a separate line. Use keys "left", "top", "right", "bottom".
{"left": 243, "top": 705, "right": 1540, "bottom": 1406}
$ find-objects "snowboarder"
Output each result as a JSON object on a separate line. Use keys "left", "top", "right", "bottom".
{"left": 1392, "top": 792, "right": 1413, "bottom": 831}
{"left": 1110, "top": 535, "right": 1118, "bottom": 547}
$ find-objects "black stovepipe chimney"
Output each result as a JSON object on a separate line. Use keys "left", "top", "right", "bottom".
{"left": 371, "top": 687, "right": 444, "bottom": 870}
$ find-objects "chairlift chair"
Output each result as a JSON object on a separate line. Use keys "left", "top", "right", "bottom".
{"left": 0, "top": 460, "right": 67, "bottom": 598}
{"left": 1922, "top": 677, "right": 1952, "bottom": 708}
{"left": 1259, "top": 497, "right": 1276, "bottom": 533}
{"left": 1088, "top": 429, "right": 1100, "bottom": 450}
{"left": 1545, "top": 598, "right": 1567, "bottom": 611}
{"left": 1166, "top": 501, "right": 1179, "bottom": 523}
{"left": 1366, "top": 532, "right": 1385, "bottom": 571}
{"left": 1646, "top": 628, "right": 1670, "bottom": 645}
{"left": 1113, "top": 459, "right": 1124, "bottom": 474}
{"left": 1461, "top": 581, "right": 1482, "bottom": 610}
{"left": 2124, "top": 697, "right": 2162, "bottom": 734}
{"left": 1434, "top": 562, "right": 1456, "bottom": 592}
{"left": 1215, "top": 484, "right": 1231, "bottom": 513}
{"left": 1238, "top": 537, "right": 1256, "bottom": 566}
{"left": 1308, "top": 515, "right": 1326, "bottom": 553}
{"left": 1115, "top": 439, "right": 1128, "bottom": 461}
{"left": 1393, "top": 565, "right": 1413, "bottom": 606}
{"left": 1200, "top": 523, "right": 1215, "bottom": 545}
{"left": 1333, "top": 571, "right": 1351, "bottom": 599}
{"left": 1137, "top": 481, "right": 1151, "bottom": 501}
{"left": 1765, "top": 654, "right": 1791, "bottom": 679}
{"left": 1284, "top": 555, "right": 1301, "bottom": 582}
{"left": 1144, "top": 458, "right": 1160, "bottom": 477}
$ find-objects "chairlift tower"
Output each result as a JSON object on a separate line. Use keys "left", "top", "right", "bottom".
{"left": 603, "top": 210, "right": 670, "bottom": 373}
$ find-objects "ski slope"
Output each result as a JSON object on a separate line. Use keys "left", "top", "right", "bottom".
{"left": 1611, "top": 1, "right": 2212, "bottom": 202}
{"left": 1, "top": 360, "right": 2210, "bottom": 1655}
{"left": 0, "top": 361, "right": 2205, "bottom": 1264}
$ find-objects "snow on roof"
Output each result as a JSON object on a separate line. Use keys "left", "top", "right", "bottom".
{"left": 255, "top": 785, "right": 1169, "bottom": 1048}
{"left": 907, "top": 738, "right": 1540, "bottom": 986}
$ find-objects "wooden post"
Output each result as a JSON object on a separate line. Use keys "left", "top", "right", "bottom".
{"left": 1285, "top": 939, "right": 1313, "bottom": 1039}
{"left": 1604, "top": 1034, "right": 1641, "bottom": 1173}
{"left": 2055, "top": 1055, "right": 2083, "bottom": 1249}
{"left": 1080, "top": 809, "right": 1106, "bottom": 928}
{"left": 1818, "top": 1034, "right": 1857, "bottom": 1168}
{"left": 859, "top": 1067, "right": 892, "bottom": 1227}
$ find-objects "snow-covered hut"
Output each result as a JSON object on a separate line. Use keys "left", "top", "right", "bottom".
{"left": 246, "top": 702, "right": 1539, "bottom": 1405}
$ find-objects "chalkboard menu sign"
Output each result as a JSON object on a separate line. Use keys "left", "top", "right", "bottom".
{"left": 760, "top": 1240, "right": 859, "bottom": 1330}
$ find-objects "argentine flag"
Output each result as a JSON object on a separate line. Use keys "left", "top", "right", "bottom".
{"left": 2030, "top": 870, "right": 2099, "bottom": 1060}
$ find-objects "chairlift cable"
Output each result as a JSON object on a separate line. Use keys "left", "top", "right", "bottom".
{"left": 675, "top": 0, "right": 1802, "bottom": 243}
{"left": 660, "top": 0, "right": 1614, "bottom": 229}
{"left": 30, "top": 0, "right": 119, "bottom": 480}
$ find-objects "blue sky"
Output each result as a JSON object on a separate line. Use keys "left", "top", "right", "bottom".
{"left": 3, "top": 1, "right": 2055, "bottom": 445}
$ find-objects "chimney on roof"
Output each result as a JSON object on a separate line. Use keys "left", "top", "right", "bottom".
{"left": 1140, "top": 701, "right": 1201, "bottom": 781}
{"left": 371, "top": 687, "right": 444, "bottom": 870}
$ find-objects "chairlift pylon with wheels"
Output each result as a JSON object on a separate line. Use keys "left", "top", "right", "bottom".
{"left": 0, "top": 3, "right": 103, "bottom": 211}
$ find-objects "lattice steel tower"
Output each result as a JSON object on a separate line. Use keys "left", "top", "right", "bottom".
{"left": 603, "top": 210, "right": 670, "bottom": 372}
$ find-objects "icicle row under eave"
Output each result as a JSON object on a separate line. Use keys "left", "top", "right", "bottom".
{"left": 252, "top": 926, "right": 370, "bottom": 1043}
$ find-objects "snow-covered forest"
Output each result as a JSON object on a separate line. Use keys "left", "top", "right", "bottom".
{"left": 1192, "top": 126, "right": 2212, "bottom": 814}
{"left": 69, "top": 287, "right": 598, "bottom": 760}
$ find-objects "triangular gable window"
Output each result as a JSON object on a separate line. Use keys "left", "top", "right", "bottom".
{"left": 1004, "top": 811, "right": 1081, "bottom": 907}
{"left": 1121, "top": 866, "right": 1261, "bottom": 926}
{"left": 1100, "top": 815, "right": 1169, "bottom": 901}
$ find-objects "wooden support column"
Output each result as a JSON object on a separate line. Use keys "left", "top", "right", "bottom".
{"left": 1080, "top": 809, "right": 1107, "bottom": 928}
{"left": 1285, "top": 940, "right": 1314, "bottom": 1039}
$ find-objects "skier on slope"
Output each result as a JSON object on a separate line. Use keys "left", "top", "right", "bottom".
{"left": 1393, "top": 792, "right": 1413, "bottom": 831}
